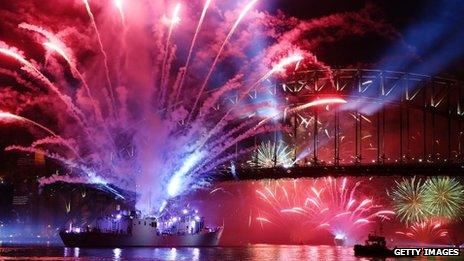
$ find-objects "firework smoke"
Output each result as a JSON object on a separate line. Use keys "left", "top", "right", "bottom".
{"left": 188, "top": 0, "right": 259, "bottom": 123}
{"left": 82, "top": 0, "right": 115, "bottom": 110}
{"left": 0, "top": 0, "right": 400, "bottom": 214}
{"left": 175, "top": 0, "right": 213, "bottom": 103}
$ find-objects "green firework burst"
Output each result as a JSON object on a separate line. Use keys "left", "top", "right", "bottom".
{"left": 423, "top": 177, "right": 464, "bottom": 220}
{"left": 249, "top": 141, "right": 293, "bottom": 168}
{"left": 391, "top": 177, "right": 430, "bottom": 224}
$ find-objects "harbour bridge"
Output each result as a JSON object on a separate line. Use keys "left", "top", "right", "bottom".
{"left": 213, "top": 69, "right": 464, "bottom": 181}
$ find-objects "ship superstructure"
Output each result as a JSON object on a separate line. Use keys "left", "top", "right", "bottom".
{"left": 60, "top": 210, "right": 223, "bottom": 247}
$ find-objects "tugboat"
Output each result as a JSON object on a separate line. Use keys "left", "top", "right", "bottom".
{"left": 60, "top": 210, "right": 223, "bottom": 247}
{"left": 354, "top": 233, "right": 395, "bottom": 257}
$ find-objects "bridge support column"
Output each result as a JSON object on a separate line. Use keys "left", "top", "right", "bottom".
{"left": 431, "top": 78, "right": 437, "bottom": 162}
{"left": 313, "top": 107, "right": 318, "bottom": 164}
{"left": 406, "top": 103, "right": 410, "bottom": 162}
{"left": 423, "top": 83, "right": 427, "bottom": 161}
{"left": 432, "top": 107, "right": 436, "bottom": 161}
{"left": 273, "top": 127, "right": 278, "bottom": 167}
{"left": 334, "top": 107, "right": 340, "bottom": 166}
{"left": 377, "top": 108, "right": 381, "bottom": 163}
{"left": 405, "top": 74, "right": 411, "bottom": 162}
{"left": 400, "top": 103, "right": 404, "bottom": 163}
{"left": 460, "top": 121, "right": 463, "bottom": 162}
{"left": 355, "top": 110, "right": 361, "bottom": 164}
{"left": 382, "top": 107, "right": 386, "bottom": 163}
{"left": 459, "top": 86, "right": 463, "bottom": 162}
{"left": 293, "top": 112, "right": 298, "bottom": 164}
{"left": 253, "top": 136, "right": 258, "bottom": 167}
{"left": 447, "top": 84, "right": 452, "bottom": 161}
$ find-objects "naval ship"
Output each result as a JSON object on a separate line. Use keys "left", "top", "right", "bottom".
{"left": 60, "top": 210, "right": 223, "bottom": 247}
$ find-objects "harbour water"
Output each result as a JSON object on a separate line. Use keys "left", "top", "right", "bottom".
{"left": 0, "top": 245, "right": 461, "bottom": 260}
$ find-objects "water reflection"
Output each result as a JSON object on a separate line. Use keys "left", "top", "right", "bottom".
{"left": 192, "top": 247, "right": 200, "bottom": 261}
{"left": 73, "top": 247, "right": 80, "bottom": 258}
{"left": 63, "top": 247, "right": 70, "bottom": 257}
{"left": 168, "top": 247, "right": 177, "bottom": 260}
{"left": 113, "top": 248, "right": 122, "bottom": 260}
{"left": 4, "top": 245, "right": 462, "bottom": 260}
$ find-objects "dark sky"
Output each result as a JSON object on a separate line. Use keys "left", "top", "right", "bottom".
{"left": 273, "top": 0, "right": 438, "bottom": 29}
{"left": 269, "top": 0, "right": 464, "bottom": 79}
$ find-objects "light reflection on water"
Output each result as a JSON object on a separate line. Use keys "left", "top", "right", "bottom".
{"left": 113, "top": 247, "right": 122, "bottom": 260}
{"left": 168, "top": 247, "right": 176, "bottom": 260}
{"left": 0, "top": 245, "right": 461, "bottom": 260}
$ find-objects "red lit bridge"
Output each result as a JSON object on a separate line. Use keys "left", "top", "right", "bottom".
{"left": 212, "top": 69, "right": 464, "bottom": 181}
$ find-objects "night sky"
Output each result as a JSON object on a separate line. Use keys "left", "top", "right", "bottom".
{"left": 270, "top": 0, "right": 464, "bottom": 78}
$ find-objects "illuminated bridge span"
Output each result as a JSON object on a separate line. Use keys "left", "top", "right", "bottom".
{"left": 214, "top": 163, "right": 464, "bottom": 181}
{"left": 215, "top": 69, "right": 464, "bottom": 180}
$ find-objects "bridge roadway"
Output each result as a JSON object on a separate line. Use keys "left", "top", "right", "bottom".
{"left": 214, "top": 162, "right": 464, "bottom": 181}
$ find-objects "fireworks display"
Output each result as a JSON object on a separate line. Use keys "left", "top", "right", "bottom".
{"left": 395, "top": 220, "right": 450, "bottom": 245}
{"left": 391, "top": 177, "right": 429, "bottom": 224}
{"left": 0, "top": 111, "right": 58, "bottom": 137}
{"left": 423, "top": 177, "right": 464, "bottom": 220}
{"left": 391, "top": 177, "right": 464, "bottom": 225}
{"left": 255, "top": 178, "right": 393, "bottom": 244}
{"left": 0, "top": 0, "right": 374, "bottom": 214}
{"left": 249, "top": 141, "right": 293, "bottom": 168}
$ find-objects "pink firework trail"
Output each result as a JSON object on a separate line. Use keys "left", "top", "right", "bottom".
{"left": 114, "top": 0, "right": 125, "bottom": 26}
{"left": 18, "top": 22, "right": 104, "bottom": 122}
{"left": 256, "top": 97, "right": 347, "bottom": 127}
{"left": 160, "top": 3, "right": 181, "bottom": 105}
{"left": 43, "top": 42, "right": 102, "bottom": 121}
{"left": 188, "top": 0, "right": 259, "bottom": 123}
{"left": 82, "top": 0, "right": 115, "bottom": 110}
{"left": 194, "top": 53, "right": 304, "bottom": 152}
{"left": 0, "top": 111, "right": 79, "bottom": 156}
{"left": 0, "top": 111, "right": 57, "bottom": 137}
{"left": 395, "top": 220, "right": 450, "bottom": 245}
{"left": 175, "top": 0, "right": 213, "bottom": 103}
{"left": 0, "top": 43, "right": 87, "bottom": 128}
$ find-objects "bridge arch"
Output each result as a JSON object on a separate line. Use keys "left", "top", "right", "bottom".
{"left": 213, "top": 69, "right": 464, "bottom": 180}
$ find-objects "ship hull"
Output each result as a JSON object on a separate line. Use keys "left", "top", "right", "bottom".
{"left": 60, "top": 229, "right": 223, "bottom": 247}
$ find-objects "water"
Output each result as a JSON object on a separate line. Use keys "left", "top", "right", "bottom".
{"left": 0, "top": 245, "right": 461, "bottom": 260}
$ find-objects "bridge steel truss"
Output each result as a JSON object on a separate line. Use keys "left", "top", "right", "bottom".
{"left": 215, "top": 69, "right": 464, "bottom": 181}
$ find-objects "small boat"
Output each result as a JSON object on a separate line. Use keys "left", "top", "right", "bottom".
{"left": 354, "top": 233, "right": 394, "bottom": 257}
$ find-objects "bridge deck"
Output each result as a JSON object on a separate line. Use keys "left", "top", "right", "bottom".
{"left": 214, "top": 163, "right": 464, "bottom": 181}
